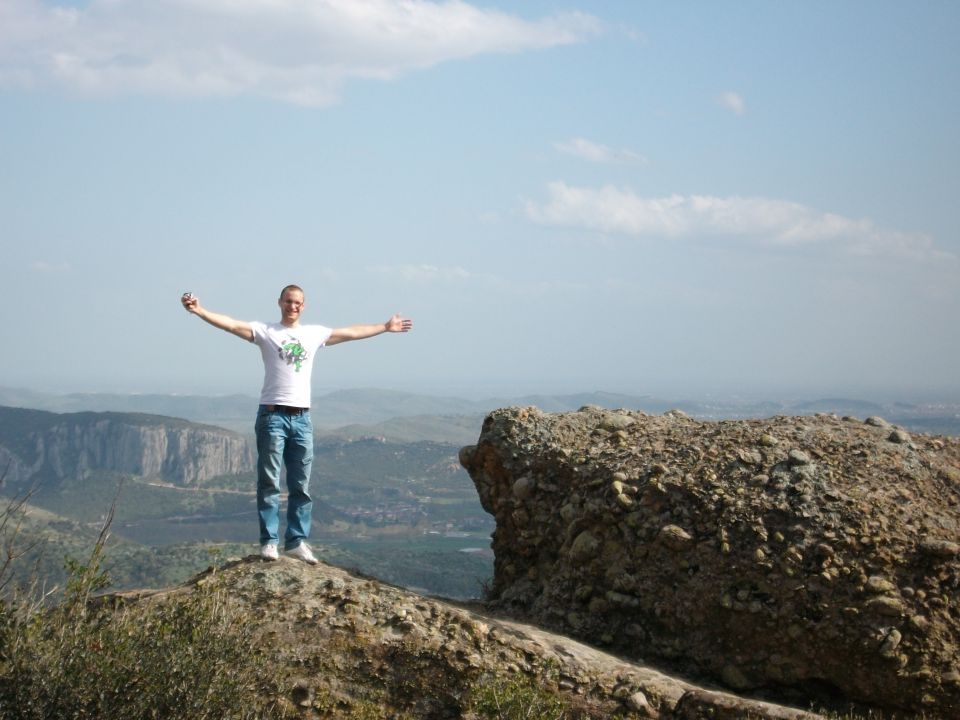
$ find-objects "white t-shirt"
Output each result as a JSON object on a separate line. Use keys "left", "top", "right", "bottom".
{"left": 249, "top": 322, "right": 333, "bottom": 407}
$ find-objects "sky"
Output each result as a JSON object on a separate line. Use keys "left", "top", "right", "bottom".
{"left": 1, "top": 0, "right": 958, "bottom": 402}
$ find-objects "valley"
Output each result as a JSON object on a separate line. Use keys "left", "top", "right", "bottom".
{"left": 2, "top": 388, "right": 958, "bottom": 603}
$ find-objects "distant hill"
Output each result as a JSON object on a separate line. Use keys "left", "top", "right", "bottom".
{"left": 0, "top": 388, "right": 259, "bottom": 433}
{"left": 316, "top": 413, "right": 485, "bottom": 445}
{"left": 0, "top": 405, "right": 253, "bottom": 492}
{"left": 788, "top": 397, "right": 888, "bottom": 415}
{"left": 2, "top": 386, "right": 957, "bottom": 440}
{"left": 0, "top": 387, "right": 683, "bottom": 435}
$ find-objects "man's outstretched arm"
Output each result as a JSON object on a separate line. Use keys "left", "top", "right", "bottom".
{"left": 180, "top": 293, "right": 254, "bottom": 342}
{"left": 326, "top": 314, "right": 413, "bottom": 347}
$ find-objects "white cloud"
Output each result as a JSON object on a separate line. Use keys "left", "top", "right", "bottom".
{"left": 366, "top": 263, "right": 596, "bottom": 297}
{"left": 30, "top": 259, "right": 71, "bottom": 273}
{"left": 555, "top": 137, "right": 648, "bottom": 166}
{"left": 717, "top": 91, "right": 745, "bottom": 115}
{"left": 368, "top": 263, "right": 472, "bottom": 282}
{"left": 618, "top": 25, "right": 648, "bottom": 45}
{"left": 525, "top": 182, "right": 951, "bottom": 261}
{"left": 0, "top": 0, "right": 600, "bottom": 105}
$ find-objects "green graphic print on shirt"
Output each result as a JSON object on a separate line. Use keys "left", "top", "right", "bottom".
{"left": 279, "top": 339, "right": 307, "bottom": 372}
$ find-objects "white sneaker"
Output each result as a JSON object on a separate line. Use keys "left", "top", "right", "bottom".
{"left": 260, "top": 544, "right": 279, "bottom": 561}
{"left": 285, "top": 543, "right": 318, "bottom": 565}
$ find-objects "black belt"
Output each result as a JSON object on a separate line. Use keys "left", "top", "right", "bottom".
{"left": 264, "top": 405, "right": 309, "bottom": 415}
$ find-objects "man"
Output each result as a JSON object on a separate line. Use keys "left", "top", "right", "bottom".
{"left": 180, "top": 285, "right": 413, "bottom": 564}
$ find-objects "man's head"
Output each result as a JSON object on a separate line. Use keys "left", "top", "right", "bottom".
{"left": 278, "top": 284, "right": 305, "bottom": 327}
{"left": 280, "top": 284, "right": 304, "bottom": 300}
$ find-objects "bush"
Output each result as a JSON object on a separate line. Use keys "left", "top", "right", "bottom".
{"left": 0, "top": 491, "right": 292, "bottom": 720}
{"left": 469, "top": 673, "right": 568, "bottom": 720}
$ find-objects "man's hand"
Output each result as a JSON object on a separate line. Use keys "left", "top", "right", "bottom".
{"left": 385, "top": 314, "right": 413, "bottom": 333}
{"left": 181, "top": 292, "right": 200, "bottom": 314}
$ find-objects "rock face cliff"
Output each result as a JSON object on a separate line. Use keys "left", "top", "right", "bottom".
{"left": 0, "top": 406, "right": 253, "bottom": 488}
{"left": 460, "top": 406, "right": 960, "bottom": 716}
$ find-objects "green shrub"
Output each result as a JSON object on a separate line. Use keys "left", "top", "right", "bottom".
{"left": 0, "top": 493, "right": 292, "bottom": 720}
{"left": 469, "top": 673, "right": 568, "bottom": 720}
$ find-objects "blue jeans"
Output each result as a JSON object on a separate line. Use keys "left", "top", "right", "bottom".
{"left": 255, "top": 406, "right": 314, "bottom": 550}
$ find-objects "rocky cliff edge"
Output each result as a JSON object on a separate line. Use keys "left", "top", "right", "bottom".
{"left": 460, "top": 406, "right": 960, "bottom": 717}
{"left": 0, "top": 406, "right": 253, "bottom": 487}
{"left": 116, "top": 556, "right": 823, "bottom": 719}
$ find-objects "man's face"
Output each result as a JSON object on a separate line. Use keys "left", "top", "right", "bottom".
{"left": 278, "top": 289, "right": 305, "bottom": 325}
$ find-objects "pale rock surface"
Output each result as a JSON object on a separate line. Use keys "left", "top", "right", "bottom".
{"left": 0, "top": 407, "right": 253, "bottom": 486}
{"left": 118, "top": 557, "right": 824, "bottom": 719}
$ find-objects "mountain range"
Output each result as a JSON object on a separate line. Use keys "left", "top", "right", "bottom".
{"left": 2, "top": 386, "right": 957, "bottom": 440}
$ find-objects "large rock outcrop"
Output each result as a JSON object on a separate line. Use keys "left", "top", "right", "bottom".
{"left": 460, "top": 406, "right": 960, "bottom": 716}
{"left": 0, "top": 406, "right": 253, "bottom": 487}
{"left": 106, "top": 556, "right": 823, "bottom": 719}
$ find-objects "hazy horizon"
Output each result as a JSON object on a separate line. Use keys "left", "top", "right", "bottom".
{"left": 2, "top": 2, "right": 957, "bottom": 405}
{"left": 3, "top": 380, "right": 958, "bottom": 409}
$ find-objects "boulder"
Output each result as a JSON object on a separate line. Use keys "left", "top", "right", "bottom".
{"left": 461, "top": 406, "right": 960, "bottom": 716}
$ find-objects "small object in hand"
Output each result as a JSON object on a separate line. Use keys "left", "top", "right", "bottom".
{"left": 183, "top": 292, "right": 193, "bottom": 300}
